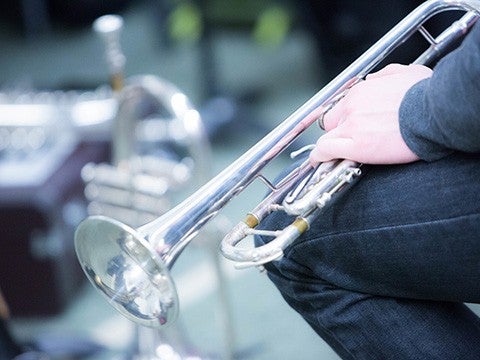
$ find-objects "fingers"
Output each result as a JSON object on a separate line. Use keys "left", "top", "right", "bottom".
{"left": 321, "top": 81, "right": 363, "bottom": 131}
{"left": 319, "top": 64, "right": 432, "bottom": 132}
{"left": 320, "top": 94, "right": 349, "bottom": 131}
{"left": 311, "top": 63, "right": 433, "bottom": 166}
{"left": 309, "top": 132, "right": 354, "bottom": 165}
{"left": 366, "top": 63, "right": 409, "bottom": 79}
{"left": 367, "top": 63, "right": 432, "bottom": 80}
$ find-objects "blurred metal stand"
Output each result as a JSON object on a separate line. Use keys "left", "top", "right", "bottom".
{"left": 82, "top": 15, "right": 235, "bottom": 360}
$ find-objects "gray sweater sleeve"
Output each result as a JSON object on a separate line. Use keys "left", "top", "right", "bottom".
{"left": 399, "top": 22, "right": 480, "bottom": 161}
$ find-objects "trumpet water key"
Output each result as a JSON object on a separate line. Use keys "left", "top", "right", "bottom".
{"left": 74, "top": 0, "right": 480, "bottom": 328}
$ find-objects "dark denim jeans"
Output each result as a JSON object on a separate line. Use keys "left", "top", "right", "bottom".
{"left": 255, "top": 153, "right": 480, "bottom": 359}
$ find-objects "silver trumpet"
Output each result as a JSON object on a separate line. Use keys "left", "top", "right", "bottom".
{"left": 74, "top": 0, "right": 480, "bottom": 329}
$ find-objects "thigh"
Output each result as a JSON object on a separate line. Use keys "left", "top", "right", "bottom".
{"left": 257, "top": 153, "right": 480, "bottom": 302}
{"left": 265, "top": 262, "right": 480, "bottom": 360}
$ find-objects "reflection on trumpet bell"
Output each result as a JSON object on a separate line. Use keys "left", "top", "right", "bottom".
{"left": 75, "top": 215, "right": 179, "bottom": 328}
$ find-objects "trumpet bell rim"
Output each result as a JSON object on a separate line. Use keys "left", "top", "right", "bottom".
{"left": 74, "top": 215, "right": 178, "bottom": 328}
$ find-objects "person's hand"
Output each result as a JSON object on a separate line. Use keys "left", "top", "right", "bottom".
{"left": 309, "top": 64, "right": 432, "bottom": 165}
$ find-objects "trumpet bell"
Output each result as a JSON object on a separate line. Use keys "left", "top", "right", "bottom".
{"left": 74, "top": 215, "right": 178, "bottom": 328}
